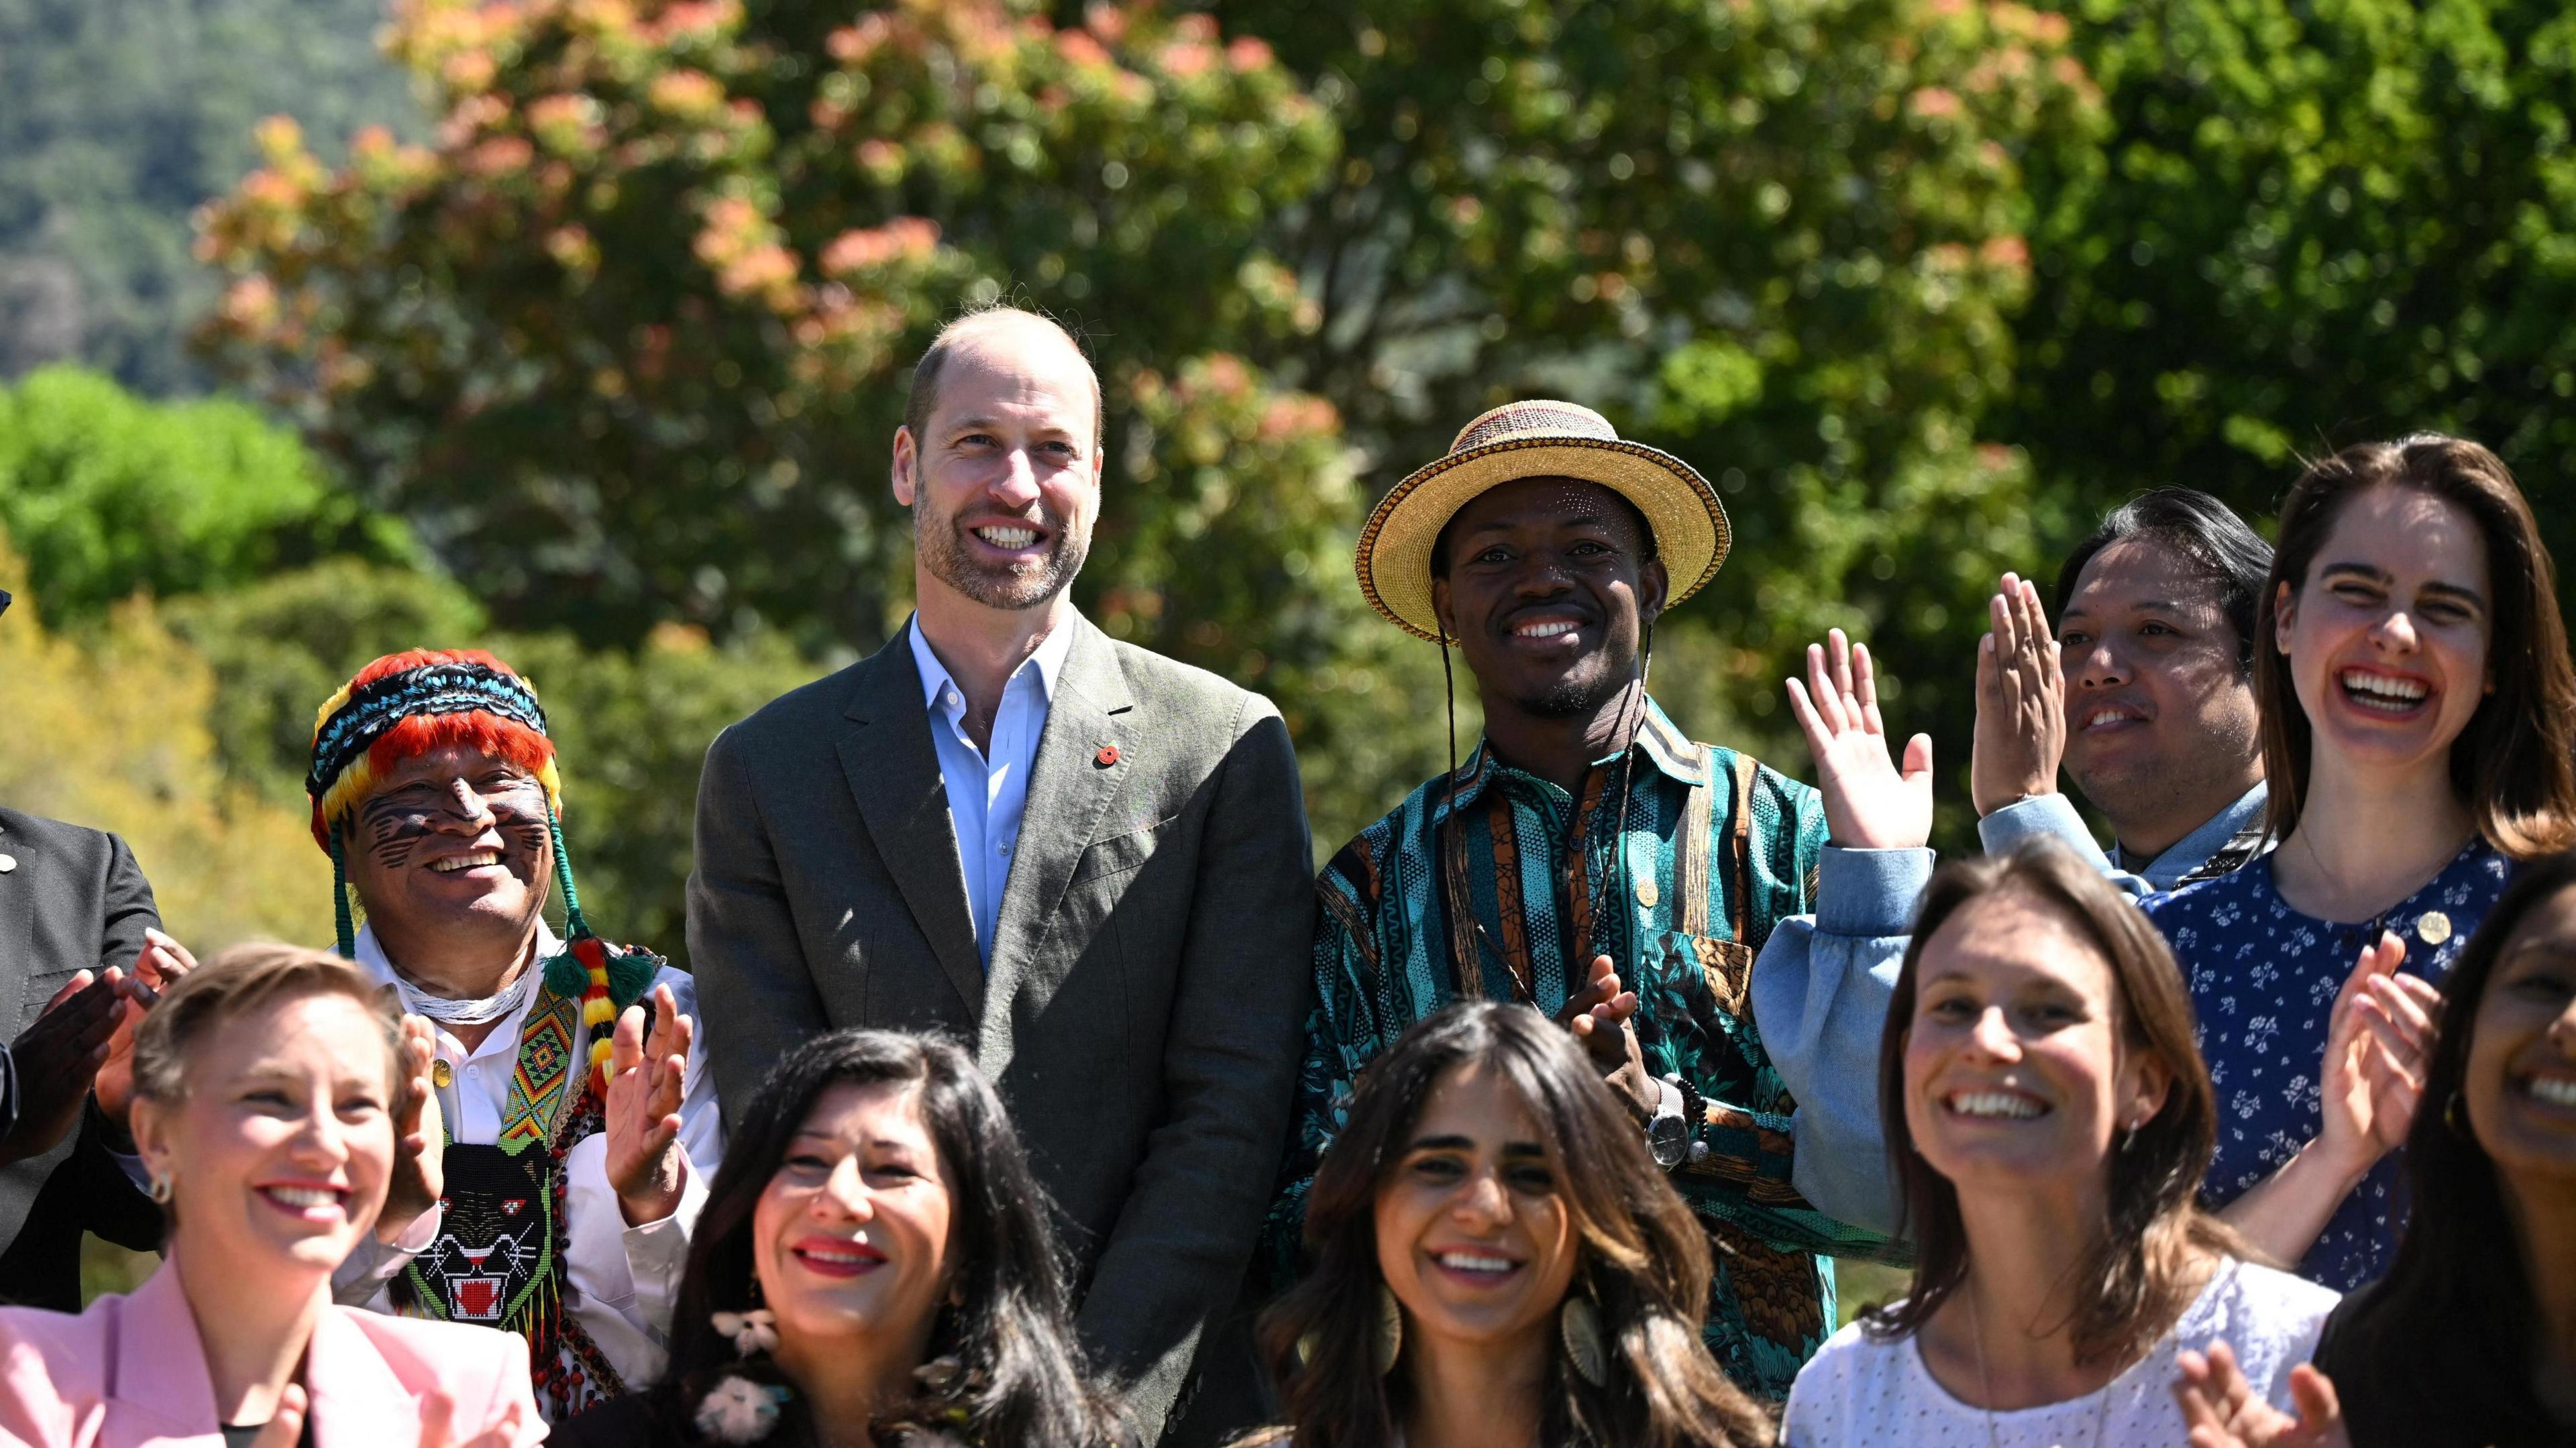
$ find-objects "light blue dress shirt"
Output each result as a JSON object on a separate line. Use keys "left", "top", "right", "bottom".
{"left": 908, "top": 614, "right": 1075, "bottom": 966}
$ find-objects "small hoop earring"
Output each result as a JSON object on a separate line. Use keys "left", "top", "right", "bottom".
{"left": 1374, "top": 1283, "right": 1403, "bottom": 1376}
{"left": 147, "top": 1172, "right": 173, "bottom": 1205}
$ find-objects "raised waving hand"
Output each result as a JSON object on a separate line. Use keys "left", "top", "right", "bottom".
{"left": 1970, "top": 571, "right": 2068, "bottom": 816}
{"left": 1785, "top": 628, "right": 1933, "bottom": 850}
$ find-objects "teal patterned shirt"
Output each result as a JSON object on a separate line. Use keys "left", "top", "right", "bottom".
{"left": 1264, "top": 700, "right": 1896, "bottom": 1400}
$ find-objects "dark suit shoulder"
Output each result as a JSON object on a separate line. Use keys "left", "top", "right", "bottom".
{"left": 720, "top": 655, "right": 872, "bottom": 745}
{"left": 1093, "top": 636, "right": 1274, "bottom": 730}
{"left": 0, "top": 810, "right": 126, "bottom": 867}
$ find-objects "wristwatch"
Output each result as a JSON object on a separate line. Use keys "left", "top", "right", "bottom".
{"left": 1646, "top": 1074, "right": 1690, "bottom": 1170}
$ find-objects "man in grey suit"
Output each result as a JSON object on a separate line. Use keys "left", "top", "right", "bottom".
{"left": 688, "top": 309, "right": 1314, "bottom": 1443}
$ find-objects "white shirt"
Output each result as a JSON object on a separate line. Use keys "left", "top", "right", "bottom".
{"left": 331, "top": 922, "right": 725, "bottom": 1407}
{"left": 1782, "top": 1259, "right": 2337, "bottom": 1448}
{"left": 906, "top": 612, "right": 1075, "bottom": 964}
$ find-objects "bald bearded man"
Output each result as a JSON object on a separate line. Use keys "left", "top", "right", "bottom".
{"left": 688, "top": 309, "right": 1315, "bottom": 1443}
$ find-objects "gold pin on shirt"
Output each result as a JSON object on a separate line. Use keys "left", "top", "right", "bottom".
{"left": 2416, "top": 911, "right": 2453, "bottom": 947}
{"left": 432, "top": 1058, "right": 453, "bottom": 1089}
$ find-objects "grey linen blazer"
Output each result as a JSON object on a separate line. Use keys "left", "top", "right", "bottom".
{"left": 686, "top": 616, "right": 1315, "bottom": 1439}
{"left": 0, "top": 809, "right": 164, "bottom": 1308}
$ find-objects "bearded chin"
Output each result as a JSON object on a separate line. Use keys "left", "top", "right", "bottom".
{"left": 917, "top": 508, "right": 1085, "bottom": 610}
{"left": 1519, "top": 663, "right": 1634, "bottom": 720}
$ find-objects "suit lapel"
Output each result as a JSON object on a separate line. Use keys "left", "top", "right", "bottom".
{"left": 981, "top": 620, "right": 1134, "bottom": 1054}
{"left": 106, "top": 1262, "right": 223, "bottom": 1445}
{"left": 838, "top": 626, "right": 985, "bottom": 1019}
{"left": 301, "top": 1304, "right": 429, "bottom": 1447}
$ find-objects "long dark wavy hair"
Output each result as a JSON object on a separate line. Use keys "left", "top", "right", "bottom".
{"left": 2316, "top": 852, "right": 2576, "bottom": 1447}
{"left": 1247, "top": 1002, "right": 1773, "bottom": 1448}
{"left": 653, "top": 1029, "right": 1128, "bottom": 1447}
{"left": 1863, "top": 838, "right": 2243, "bottom": 1368}
{"left": 2254, "top": 434, "right": 2576, "bottom": 857}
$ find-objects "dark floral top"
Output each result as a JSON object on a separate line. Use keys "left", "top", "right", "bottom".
{"left": 2143, "top": 840, "right": 2512, "bottom": 1290}
{"left": 1262, "top": 701, "right": 1895, "bottom": 1401}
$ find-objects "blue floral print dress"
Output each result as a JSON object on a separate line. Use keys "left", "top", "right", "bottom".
{"left": 2142, "top": 840, "right": 2512, "bottom": 1290}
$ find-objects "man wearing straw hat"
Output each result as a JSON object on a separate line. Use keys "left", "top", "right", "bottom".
{"left": 1266, "top": 400, "right": 1914, "bottom": 1398}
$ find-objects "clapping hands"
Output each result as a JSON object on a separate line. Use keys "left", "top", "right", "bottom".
{"left": 1784, "top": 628, "right": 1933, "bottom": 850}
{"left": 2314, "top": 931, "right": 2442, "bottom": 1176}
{"left": 605, "top": 983, "right": 693, "bottom": 1226}
{"left": 2173, "top": 1341, "right": 2350, "bottom": 1448}
{"left": 0, "top": 968, "right": 124, "bottom": 1165}
{"left": 93, "top": 928, "right": 197, "bottom": 1136}
{"left": 378, "top": 1014, "right": 447, "bottom": 1243}
{"left": 1558, "top": 954, "right": 1657, "bottom": 1120}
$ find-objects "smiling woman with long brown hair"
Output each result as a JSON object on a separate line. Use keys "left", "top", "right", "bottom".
{"left": 2140, "top": 435, "right": 2576, "bottom": 1292}
{"left": 1783, "top": 839, "right": 2337, "bottom": 1447}
{"left": 1244, "top": 1001, "right": 1772, "bottom": 1448}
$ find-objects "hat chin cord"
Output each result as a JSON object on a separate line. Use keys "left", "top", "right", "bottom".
{"left": 1438, "top": 616, "right": 1656, "bottom": 990}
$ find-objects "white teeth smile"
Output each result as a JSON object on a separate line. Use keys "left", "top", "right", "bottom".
{"left": 1513, "top": 620, "right": 1579, "bottom": 638}
{"left": 975, "top": 526, "right": 1038, "bottom": 549}
{"left": 264, "top": 1186, "right": 340, "bottom": 1209}
{"left": 2084, "top": 709, "right": 2132, "bottom": 730}
{"left": 1945, "top": 1091, "right": 2045, "bottom": 1119}
{"left": 800, "top": 1247, "right": 873, "bottom": 1265}
{"left": 2340, "top": 670, "right": 2429, "bottom": 711}
{"left": 2526, "top": 1076, "right": 2576, "bottom": 1108}
{"left": 1434, "top": 1251, "right": 1518, "bottom": 1274}
{"left": 427, "top": 850, "right": 501, "bottom": 874}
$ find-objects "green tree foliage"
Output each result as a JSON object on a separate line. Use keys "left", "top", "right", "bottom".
{"left": 0, "top": 0, "right": 414, "bottom": 391}
{"left": 1230, "top": 0, "right": 2102, "bottom": 830}
{"left": 195, "top": 0, "right": 2104, "bottom": 847}
{"left": 0, "top": 367, "right": 816, "bottom": 969}
{"left": 2006, "top": 0, "right": 2576, "bottom": 567}
{"left": 0, "top": 365, "right": 413, "bottom": 622}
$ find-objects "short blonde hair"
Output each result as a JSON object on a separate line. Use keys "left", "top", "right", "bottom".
{"left": 132, "top": 942, "right": 403, "bottom": 1105}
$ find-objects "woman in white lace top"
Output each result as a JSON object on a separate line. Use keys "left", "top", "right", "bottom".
{"left": 1782, "top": 839, "right": 2337, "bottom": 1447}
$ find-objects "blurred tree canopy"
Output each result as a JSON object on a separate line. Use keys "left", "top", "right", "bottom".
{"left": 192, "top": 0, "right": 2104, "bottom": 848}
{"left": 3, "top": 0, "right": 2554, "bottom": 875}
{"left": 0, "top": 365, "right": 413, "bottom": 622}
{"left": 0, "top": 373, "right": 816, "bottom": 966}
{"left": 0, "top": 0, "right": 417, "bottom": 390}
{"left": 2006, "top": 0, "right": 2576, "bottom": 571}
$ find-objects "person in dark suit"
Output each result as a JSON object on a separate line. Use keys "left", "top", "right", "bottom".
{"left": 687, "top": 309, "right": 1315, "bottom": 1445}
{"left": 0, "top": 589, "right": 184, "bottom": 1306}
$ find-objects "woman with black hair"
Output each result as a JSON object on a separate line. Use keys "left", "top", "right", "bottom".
{"left": 1243, "top": 1001, "right": 1772, "bottom": 1448}
{"left": 2175, "top": 852, "right": 2576, "bottom": 1447}
{"left": 550, "top": 1029, "right": 1128, "bottom": 1448}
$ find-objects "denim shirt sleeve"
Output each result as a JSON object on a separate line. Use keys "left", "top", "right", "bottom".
{"left": 1748, "top": 845, "right": 1931, "bottom": 1237}
{"left": 1976, "top": 793, "right": 2153, "bottom": 899}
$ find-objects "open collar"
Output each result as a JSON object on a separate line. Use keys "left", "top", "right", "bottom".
{"left": 1428, "top": 697, "right": 1705, "bottom": 828}
{"left": 905, "top": 610, "right": 1079, "bottom": 721}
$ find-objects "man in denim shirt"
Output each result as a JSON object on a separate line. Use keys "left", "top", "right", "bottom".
{"left": 1756, "top": 491, "right": 2280, "bottom": 1235}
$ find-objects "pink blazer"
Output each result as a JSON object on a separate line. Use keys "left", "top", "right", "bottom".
{"left": 0, "top": 1258, "right": 545, "bottom": 1447}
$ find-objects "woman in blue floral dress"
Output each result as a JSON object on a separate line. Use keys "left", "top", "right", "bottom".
{"left": 2145, "top": 435, "right": 2576, "bottom": 1291}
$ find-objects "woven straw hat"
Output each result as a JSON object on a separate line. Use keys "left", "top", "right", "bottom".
{"left": 1354, "top": 400, "right": 1731, "bottom": 642}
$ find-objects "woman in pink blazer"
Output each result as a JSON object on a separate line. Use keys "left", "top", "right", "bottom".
{"left": 0, "top": 942, "right": 543, "bottom": 1448}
